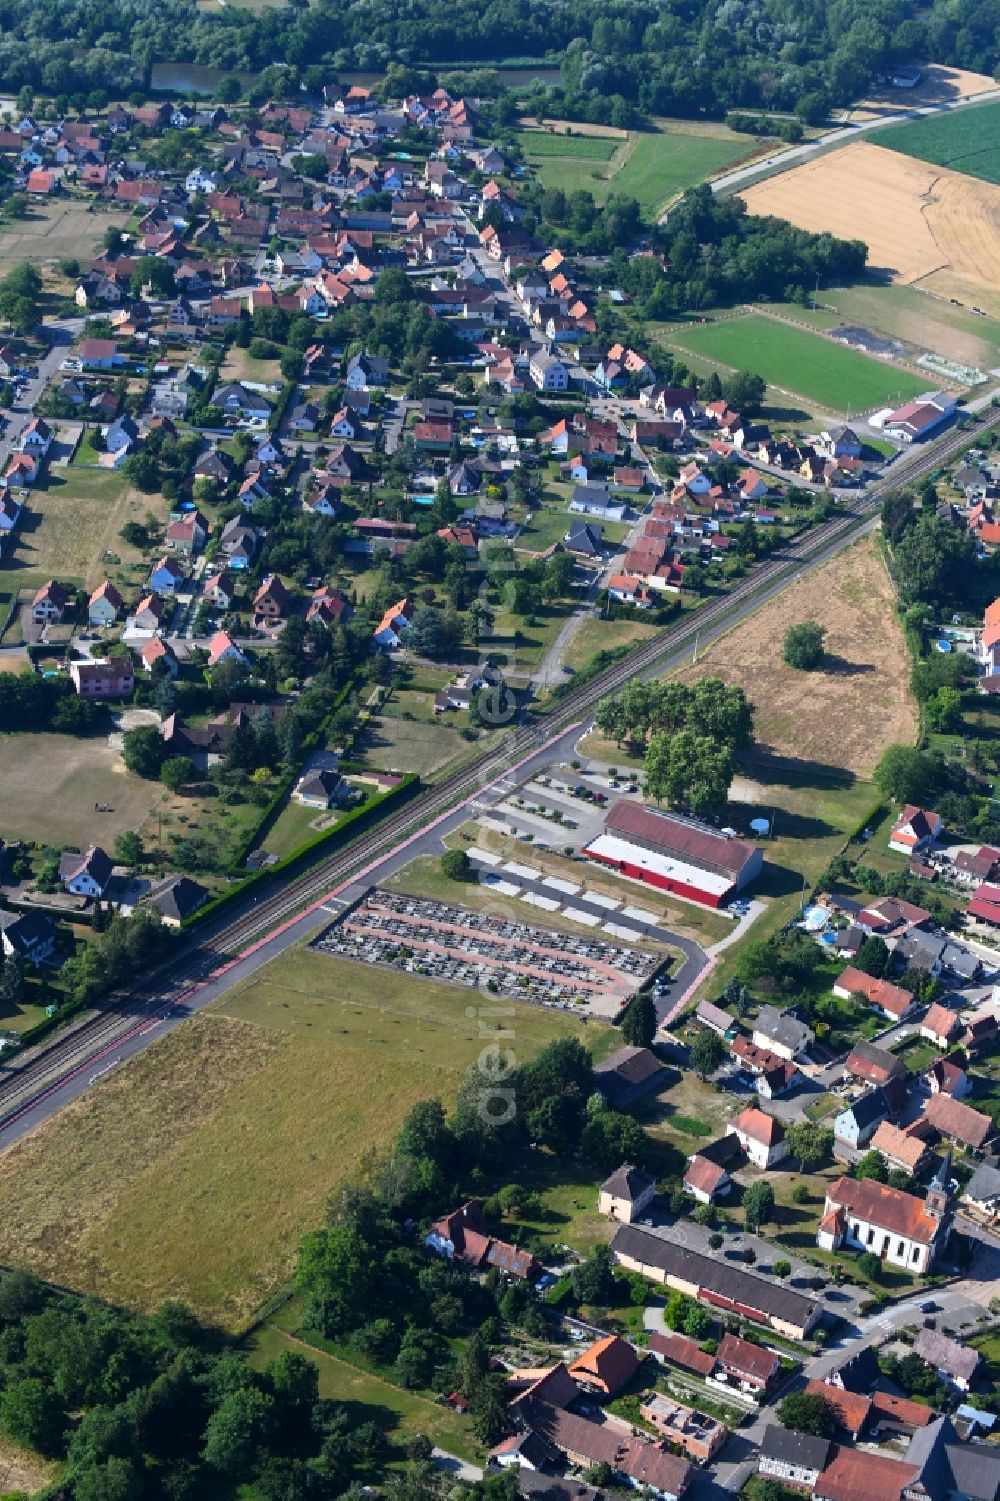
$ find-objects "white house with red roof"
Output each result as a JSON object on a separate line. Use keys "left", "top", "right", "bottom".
{"left": 726, "top": 1106, "right": 788, "bottom": 1169}
{"left": 207, "top": 630, "right": 246, "bottom": 669}
{"left": 889, "top": 804, "right": 942, "bottom": 854}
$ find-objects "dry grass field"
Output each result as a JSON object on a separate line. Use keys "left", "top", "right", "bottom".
{"left": 0, "top": 732, "right": 167, "bottom": 847}
{"left": 4, "top": 471, "right": 169, "bottom": 595}
{"left": 0, "top": 952, "right": 604, "bottom": 1330}
{"left": 0, "top": 200, "right": 128, "bottom": 277}
{"left": 669, "top": 539, "right": 918, "bottom": 777}
{"left": 740, "top": 141, "right": 1000, "bottom": 311}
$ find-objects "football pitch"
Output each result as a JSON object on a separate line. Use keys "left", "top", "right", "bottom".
{"left": 662, "top": 312, "right": 930, "bottom": 413}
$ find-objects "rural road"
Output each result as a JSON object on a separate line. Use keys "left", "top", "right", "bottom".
{"left": 690, "top": 84, "right": 1000, "bottom": 207}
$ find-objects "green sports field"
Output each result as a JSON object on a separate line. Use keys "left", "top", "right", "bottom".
{"left": 871, "top": 100, "right": 1000, "bottom": 185}
{"left": 517, "top": 126, "right": 760, "bottom": 214}
{"left": 663, "top": 313, "right": 930, "bottom": 413}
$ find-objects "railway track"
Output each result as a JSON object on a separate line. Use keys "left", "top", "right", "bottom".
{"left": 0, "top": 409, "right": 993, "bottom": 1133}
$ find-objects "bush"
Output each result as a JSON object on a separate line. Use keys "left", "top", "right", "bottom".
{"left": 782, "top": 621, "right": 826, "bottom": 670}
{"left": 440, "top": 849, "right": 473, "bottom": 882}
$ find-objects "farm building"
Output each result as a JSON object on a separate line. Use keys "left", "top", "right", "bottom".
{"left": 584, "top": 802, "right": 762, "bottom": 908}
{"left": 611, "top": 1224, "right": 821, "bottom": 1340}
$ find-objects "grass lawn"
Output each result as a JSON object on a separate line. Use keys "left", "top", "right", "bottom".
{"left": 220, "top": 347, "right": 283, "bottom": 386}
{"left": 634, "top": 1068, "right": 734, "bottom": 1169}
{"left": 245, "top": 1323, "right": 482, "bottom": 1463}
{"left": 515, "top": 130, "right": 620, "bottom": 161}
{"left": 492, "top": 604, "right": 570, "bottom": 672}
{"left": 360, "top": 711, "right": 469, "bottom": 775}
{"left": 764, "top": 283, "right": 1000, "bottom": 376}
{"left": 517, "top": 124, "right": 766, "bottom": 214}
{"left": 384, "top": 853, "right": 677, "bottom": 958}
{"left": 872, "top": 100, "right": 1000, "bottom": 186}
{"left": 258, "top": 798, "right": 344, "bottom": 862}
{"left": 0, "top": 200, "right": 128, "bottom": 278}
{"left": 154, "top": 779, "right": 282, "bottom": 887}
{"left": 703, "top": 771, "right": 880, "bottom": 1000}
{"left": 889, "top": 1034, "right": 941, "bottom": 1075}
{"left": 562, "top": 616, "right": 659, "bottom": 673}
{"left": 519, "top": 503, "right": 576, "bottom": 552}
{"left": 661, "top": 313, "right": 929, "bottom": 414}
{"left": 0, "top": 947, "right": 599, "bottom": 1330}
{"left": 0, "top": 732, "right": 167, "bottom": 849}
{"left": 70, "top": 428, "right": 104, "bottom": 466}
{"left": 8, "top": 470, "right": 170, "bottom": 594}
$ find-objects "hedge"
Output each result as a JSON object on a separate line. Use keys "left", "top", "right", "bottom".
{"left": 184, "top": 772, "right": 420, "bottom": 930}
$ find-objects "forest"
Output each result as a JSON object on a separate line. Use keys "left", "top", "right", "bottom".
{"left": 0, "top": 0, "right": 998, "bottom": 122}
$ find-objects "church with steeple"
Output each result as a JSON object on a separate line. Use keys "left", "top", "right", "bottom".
{"left": 817, "top": 1151, "right": 954, "bottom": 1275}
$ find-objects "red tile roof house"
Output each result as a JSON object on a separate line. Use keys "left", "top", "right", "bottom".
{"left": 869, "top": 1121, "right": 931, "bottom": 1175}
{"left": 716, "top": 1333, "right": 780, "bottom": 1393}
{"left": 207, "top": 630, "right": 246, "bottom": 669}
{"left": 832, "top": 966, "right": 917, "bottom": 1022}
{"left": 31, "top": 579, "right": 70, "bottom": 623}
{"left": 889, "top": 804, "right": 942, "bottom": 854}
{"left": 921, "top": 1002, "right": 963, "bottom": 1049}
{"left": 88, "top": 580, "right": 123, "bottom": 627}
{"left": 252, "top": 573, "right": 294, "bottom": 624}
{"left": 77, "top": 338, "right": 122, "bottom": 369}
{"left": 844, "top": 1039, "right": 906, "bottom": 1089}
{"left": 923, "top": 1092, "right": 997, "bottom": 1155}
{"left": 647, "top": 1331, "right": 716, "bottom": 1381}
{"left": 683, "top": 1152, "right": 732, "bottom": 1203}
{"left": 425, "top": 1200, "right": 538, "bottom": 1281}
{"left": 567, "top": 1335, "right": 642, "bottom": 1397}
{"left": 726, "top": 1106, "right": 788, "bottom": 1169}
{"left": 923, "top": 1056, "right": 971, "bottom": 1099}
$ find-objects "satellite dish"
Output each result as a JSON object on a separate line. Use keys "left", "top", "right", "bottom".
{"left": 750, "top": 817, "right": 771, "bottom": 837}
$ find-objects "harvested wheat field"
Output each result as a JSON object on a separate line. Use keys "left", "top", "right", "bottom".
{"left": 740, "top": 141, "right": 1000, "bottom": 302}
{"left": 669, "top": 539, "right": 917, "bottom": 776}
{"left": 847, "top": 63, "right": 998, "bottom": 122}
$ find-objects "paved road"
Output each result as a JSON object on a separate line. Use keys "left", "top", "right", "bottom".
{"left": 0, "top": 316, "right": 84, "bottom": 467}
{"left": 0, "top": 406, "right": 992, "bottom": 1149}
{"left": 698, "top": 85, "right": 1000, "bottom": 206}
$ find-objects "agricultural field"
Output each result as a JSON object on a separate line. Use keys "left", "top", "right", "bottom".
{"left": 0, "top": 199, "right": 128, "bottom": 278}
{"left": 739, "top": 141, "right": 1000, "bottom": 317}
{"left": 660, "top": 311, "right": 928, "bottom": 414}
{"left": 517, "top": 122, "right": 767, "bottom": 215}
{"left": 0, "top": 949, "right": 602, "bottom": 1329}
{"left": 0, "top": 731, "right": 167, "bottom": 848}
{"left": 872, "top": 98, "right": 1000, "bottom": 185}
{"left": 670, "top": 537, "right": 918, "bottom": 777}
